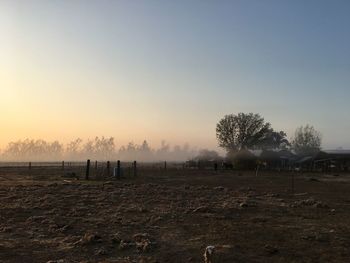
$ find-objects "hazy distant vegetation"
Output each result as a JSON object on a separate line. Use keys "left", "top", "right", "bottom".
{"left": 0, "top": 113, "right": 322, "bottom": 162}
{"left": 0, "top": 137, "right": 199, "bottom": 162}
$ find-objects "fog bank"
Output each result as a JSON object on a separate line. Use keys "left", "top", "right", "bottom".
{"left": 0, "top": 137, "right": 203, "bottom": 162}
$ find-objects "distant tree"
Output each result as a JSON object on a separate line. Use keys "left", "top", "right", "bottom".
{"left": 292, "top": 125, "right": 321, "bottom": 156}
{"left": 138, "top": 140, "right": 154, "bottom": 161}
{"left": 47, "top": 140, "right": 64, "bottom": 159}
{"left": 158, "top": 140, "right": 170, "bottom": 153}
{"left": 93, "top": 136, "right": 115, "bottom": 160}
{"left": 82, "top": 139, "right": 95, "bottom": 157}
{"left": 66, "top": 138, "right": 83, "bottom": 159}
{"left": 216, "top": 113, "right": 287, "bottom": 152}
{"left": 118, "top": 141, "right": 138, "bottom": 160}
{"left": 80, "top": 136, "right": 115, "bottom": 160}
{"left": 126, "top": 142, "right": 137, "bottom": 152}
{"left": 262, "top": 130, "right": 290, "bottom": 150}
{"left": 2, "top": 139, "right": 63, "bottom": 161}
{"left": 155, "top": 140, "right": 170, "bottom": 159}
{"left": 140, "top": 140, "right": 151, "bottom": 153}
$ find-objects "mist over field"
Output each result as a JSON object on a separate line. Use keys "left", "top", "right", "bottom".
{"left": 0, "top": 137, "right": 200, "bottom": 162}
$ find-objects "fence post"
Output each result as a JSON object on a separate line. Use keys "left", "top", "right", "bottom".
{"left": 107, "top": 161, "right": 110, "bottom": 177}
{"left": 86, "top": 159, "right": 90, "bottom": 180}
{"left": 29, "top": 162, "right": 31, "bottom": 170}
{"left": 95, "top": 161, "right": 98, "bottom": 170}
{"left": 133, "top": 161, "right": 137, "bottom": 177}
{"left": 117, "top": 160, "right": 121, "bottom": 179}
{"left": 62, "top": 161, "right": 65, "bottom": 170}
{"left": 164, "top": 161, "right": 167, "bottom": 170}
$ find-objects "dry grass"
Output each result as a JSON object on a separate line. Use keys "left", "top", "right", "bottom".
{"left": 0, "top": 168, "right": 350, "bottom": 262}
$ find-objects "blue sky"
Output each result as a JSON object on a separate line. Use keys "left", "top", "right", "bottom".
{"left": 1, "top": 0, "right": 350, "bottom": 150}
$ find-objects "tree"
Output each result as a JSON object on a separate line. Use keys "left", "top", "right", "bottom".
{"left": 48, "top": 140, "right": 64, "bottom": 159}
{"left": 138, "top": 140, "right": 154, "bottom": 161}
{"left": 155, "top": 140, "right": 170, "bottom": 160}
{"left": 66, "top": 138, "right": 83, "bottom": 160}
{"left": 2, "top": 139, "right": 63, "bottom": 161}
{"left": 140, "top": 140, "right": 151, "bottom": 153}
{"left": 262, "top": 130, "right": 290, "bottom": 150}
{"left": 118, "top": 142, "right": 138, "bottom": 161}
{"left": 292, "top": 125, "right": 321, "bottom": 156}
{"left": 216, "top": 113, "right": 287, "bottom": 152}
{"left": 93, "top": 136, "right": 115, "bottom": 160}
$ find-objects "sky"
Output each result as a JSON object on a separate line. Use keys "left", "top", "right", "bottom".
{"left": 1, "top": 0, "right": 350, "bottom": 151}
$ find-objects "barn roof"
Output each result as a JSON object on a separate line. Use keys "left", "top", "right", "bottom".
{"left": 323, "top": 150, "right": 350, "bottom": 155}
{"left": 295, "top": 156, "right": 314, "bottom": 163}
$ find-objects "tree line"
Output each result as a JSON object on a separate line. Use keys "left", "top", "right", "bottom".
{"left": 0, "top": 138, "right": 198, "bottom": 162}
{"left": 1, "top": 113, "right": 322, "bottom": 162}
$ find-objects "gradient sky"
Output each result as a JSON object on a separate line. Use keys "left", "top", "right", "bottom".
{"left": 1, "top": 0, "right": 350, "bottom": 151}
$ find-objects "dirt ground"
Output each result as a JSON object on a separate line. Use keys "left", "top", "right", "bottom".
{"left": 1, "top": 167, "right": 350, "bottom": 263}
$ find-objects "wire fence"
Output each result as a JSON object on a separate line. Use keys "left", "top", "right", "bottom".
{"left": 0, "top": 160, "right": 222, "bottom": 181}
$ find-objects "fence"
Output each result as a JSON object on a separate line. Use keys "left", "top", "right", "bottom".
{"left": 0, "top": 160, "right": 223, "bottom": 181}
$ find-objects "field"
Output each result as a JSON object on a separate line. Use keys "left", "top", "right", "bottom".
{"left": 1, "top": 165, "right": 350, "bottom": 263}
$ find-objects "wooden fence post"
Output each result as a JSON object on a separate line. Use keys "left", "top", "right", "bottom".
{"left": 29, "top": 162, "right": 31, "bottom": 170}
{"left": 95, "top": 161, "right": 98, "bottom": 170}
{"left": 107, "top": 161, "right": 110, "bottom": 176}
{"left": 86, "top": 159, "right": 90, "bottom": 180}
{"left": 164, "top": 161, "right": 167, "bottom": 170}
{"left": 62, "top": 161, "right": 65, "bottom": 170}
{"left": 133, "top": 161, "right": 137, "bottom": 177}
{"left": 117, "top": 160, "right": 121, "bottom": 179}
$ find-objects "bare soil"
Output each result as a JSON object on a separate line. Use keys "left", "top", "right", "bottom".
{"left": 1, "top": 168, "right": 350, "bottom": 262}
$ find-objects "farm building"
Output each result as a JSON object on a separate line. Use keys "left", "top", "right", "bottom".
{"left": 253, "top": 149, "right": 350, "bottom": 172}
{"left": 188, "top": 149, "right": 350, "bottom": 172}
{"left": 293, "top": 150, "right": 350, "bottom": 172}
{"left": 259, "top": 149, "right": 296, "bottom": 170}
{"left": 313, "top": 150, "right": 350, "bottom": 172}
